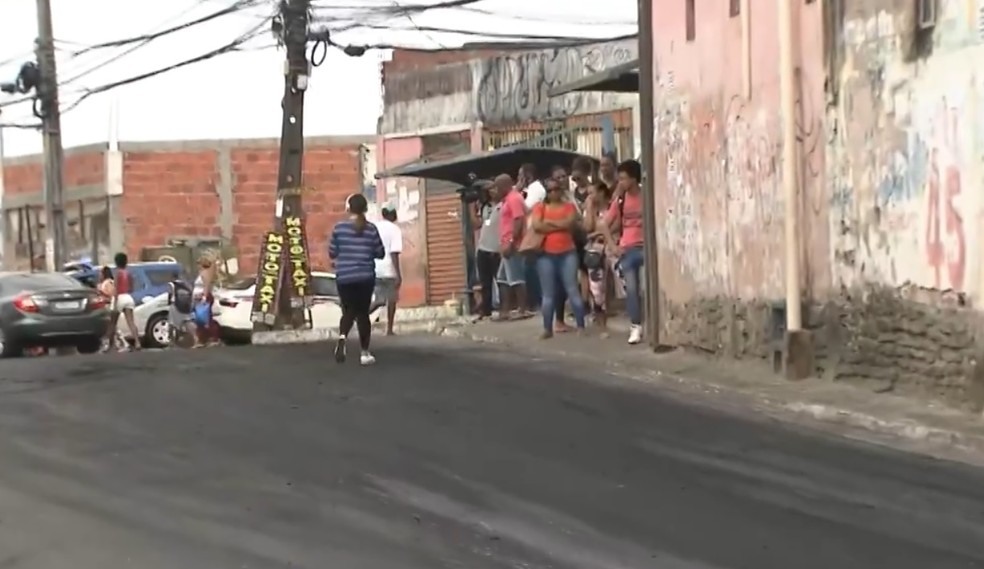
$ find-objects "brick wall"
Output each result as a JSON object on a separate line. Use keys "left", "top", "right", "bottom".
{"left": 119, "top": 138, "right": 366, "bottom": 271}
{"left": 2, "top": 150, "right": 105, "bottom": 196}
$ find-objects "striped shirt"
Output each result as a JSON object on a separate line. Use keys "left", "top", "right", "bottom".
{"left": 329, "top": 219, "right": 385, "bottom": 284}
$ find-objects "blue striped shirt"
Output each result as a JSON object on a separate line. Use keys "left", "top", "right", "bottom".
{"left": 329, "top": 219, "right": 385, "bottom": 284}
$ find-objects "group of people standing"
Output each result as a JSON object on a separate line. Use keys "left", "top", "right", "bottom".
{"left": 472, "top": 153, "right": 646, "bottom": 345}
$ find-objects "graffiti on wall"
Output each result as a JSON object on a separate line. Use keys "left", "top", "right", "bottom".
{"left": 476, "top": 38, "right": 636, "bottom": 125}
{"left": 659, "top": 92, "right": 784, "bottom": 299}
{"left": 829, "top": 7, "right": 983, "bottom": 299}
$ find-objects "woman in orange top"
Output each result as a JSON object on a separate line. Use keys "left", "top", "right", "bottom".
{"left": 530, "top": 178, "right": 587, "bottom": 338}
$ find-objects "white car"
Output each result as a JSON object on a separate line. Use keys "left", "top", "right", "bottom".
{"left": 114, "top": 292, "right": 175, "bottom": 349}
{"left": 213, "top": 271, "right": 382, "bottom": 343}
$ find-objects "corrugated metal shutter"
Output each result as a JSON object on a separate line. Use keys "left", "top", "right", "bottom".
{"left": 425, "top": 191, "right": 466, "bottom": 304}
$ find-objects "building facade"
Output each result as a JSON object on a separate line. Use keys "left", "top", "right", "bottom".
{"left": 1, "top": 136, "right": 369, "bottom": 275}
{"left": 652, "top": 0, "right": 984, "bottom": 409}
{"left": 376, "top": 38, "right": 640, "bottom": 307}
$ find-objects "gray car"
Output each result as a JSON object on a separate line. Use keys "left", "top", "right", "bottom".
{"left": 0, "top": 272, "right": 111, "bottom": 357}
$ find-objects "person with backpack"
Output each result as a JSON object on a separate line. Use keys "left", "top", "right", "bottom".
{"left": 605, "top": 159, "right": 646, "bottom": 345}
{"left": 167, "top": 271, "right": 197, "bottom": 347}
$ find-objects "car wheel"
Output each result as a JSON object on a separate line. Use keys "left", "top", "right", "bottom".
{"left": 76, "top": 336, "right": 102, "bottom": 354}
{"left": 145, "top": 313, "right": 172, "bottom": 349}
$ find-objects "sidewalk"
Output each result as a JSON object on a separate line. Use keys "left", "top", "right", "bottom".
{"left": 440, "top": 316, "right": 984, "bottom": 462}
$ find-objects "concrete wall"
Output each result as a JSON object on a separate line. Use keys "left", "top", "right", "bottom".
{"left": 651, "top": 0, "right": 984, "bottom": 410}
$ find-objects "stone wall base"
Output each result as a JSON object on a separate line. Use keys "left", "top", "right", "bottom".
{"left": 663, "top": 285, "right": 984, "bottom": 411}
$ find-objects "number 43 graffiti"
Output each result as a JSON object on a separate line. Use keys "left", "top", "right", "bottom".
{"left": 924, "top": 147, "right": 966, "bottom": 291}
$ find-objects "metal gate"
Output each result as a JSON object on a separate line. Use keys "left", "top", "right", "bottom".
{"left": 482, "top": 108, "right": 634, "bottom": 159}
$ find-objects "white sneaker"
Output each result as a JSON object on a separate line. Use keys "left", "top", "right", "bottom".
{"left": 360, "top": 351, "right": 376, "bottom": 366}
{"left": 628, "top": 325, "right": 643, "bottom": 345}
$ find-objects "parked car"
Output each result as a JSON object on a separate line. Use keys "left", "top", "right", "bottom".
{"left": 64, "top": 261, "right": 190, "bottom": 307}
{"left": 0, "top": 271, "right": 110, "bottom": 357}
{"left": 212, "top": 271, "right": 382, "bottom": 343}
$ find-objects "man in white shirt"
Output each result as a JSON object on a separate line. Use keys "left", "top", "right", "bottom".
{"left": 518, "top": 163, "right": 546, "bottom": 209}
{"left": 374, "top": 203, "right": 403, "bottom": 335}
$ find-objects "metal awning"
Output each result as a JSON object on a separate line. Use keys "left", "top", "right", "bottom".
{"left": 547, "top": 59, "right": 640, "bottom": 97}
{"left": 376, "top": 145, "right": 597, "bottom": 187}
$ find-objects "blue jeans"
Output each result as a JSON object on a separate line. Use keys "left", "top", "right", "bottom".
{"left": 536, "top": 251, "right": 586, "bottom": 332}
{"left": 618, "top": 246, "right": 644, "bottom": 325}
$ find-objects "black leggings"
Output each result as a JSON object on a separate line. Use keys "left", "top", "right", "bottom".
{"left": 476, "top": 250, "right": 500, "bottom": 317}
{"left": 337, "top": 279, "right": 375, "bottom": 350}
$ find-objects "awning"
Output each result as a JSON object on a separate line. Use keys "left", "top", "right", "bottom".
{"left": 376, "top": 145, "right": 598, "bottom": 187}
{"left": 547, "top": 59, "right": 640, "bottom": 97}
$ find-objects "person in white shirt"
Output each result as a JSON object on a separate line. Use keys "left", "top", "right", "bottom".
{"left": 519, "top": 163, "right": 546, "bottom": 209}
{"left": 374, "top": 203, "right": 404, "bottom": 335}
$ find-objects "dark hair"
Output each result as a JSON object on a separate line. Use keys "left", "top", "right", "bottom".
{"left": 616, "top": 159, "right": 642, "bottom": 182}
{"left": 382, "top": 208, "right": 397, "bottom": 221}
{"left": 551, "top": 164, "right": 567, "bottom": 176}
{"left": 601, "top": 150, "right": 618, "bottom": 164}
{"left": 101, "top": 266, "right": 113, "bottom": 280}
{"left": 590, "top": 181, "right": 612, "bottom": 199}
{"left": 571, "top": 156, "right": 593, "bottom": 175}
{"left": 113, "top": 252, "right": 128, "bottom": 268}
{"left": 347, "top": 193, "right": 369, "bottom": 233}
{"left": 520, "top": 163, "right": 537, "bottom": 178}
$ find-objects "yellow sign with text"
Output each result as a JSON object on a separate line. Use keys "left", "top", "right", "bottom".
{"left": 250, "top": 231, "right": 285, "bottom": 325}
{"left": 283, "top": 216, "right": 312, "bottom": 308}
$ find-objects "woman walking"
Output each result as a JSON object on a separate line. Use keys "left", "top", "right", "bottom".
{"left": 329, "top": 193, "right": 386, "bottom": 365}
{"left": 530, "top": 178, "right": 586, "bottom": 339}
{"left": 97, "top": 266, "right": 118, "bottom": 352}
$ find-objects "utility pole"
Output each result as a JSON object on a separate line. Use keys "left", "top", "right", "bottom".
{"left": 778, "top": 0, "right": 812, "bottom": 379}
{"left": 254, "top": 0, "right": 311, "bottom": 331}
{"left": 35, "top": 0, "right": 67, "bottom": 272}
{"left": 637, "top": 0, "right": 661, "bottom": 349}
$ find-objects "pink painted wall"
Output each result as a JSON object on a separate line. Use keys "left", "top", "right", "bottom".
{"left": 652, "top": 0, "right": 828, "bottom": 306}
{"left": 375, "top": 135, "right": 426, "bottom": 306}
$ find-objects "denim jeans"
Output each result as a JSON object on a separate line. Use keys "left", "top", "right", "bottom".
{"left": 618, "top": 246, "right": 645, "bottom": 325}
{"left": 536, "top": 250, "right": 586, "bottom": 332}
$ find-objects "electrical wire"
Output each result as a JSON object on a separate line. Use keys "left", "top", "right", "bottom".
{"left": 71, "top": 0, "right": 263, "bottom": 54}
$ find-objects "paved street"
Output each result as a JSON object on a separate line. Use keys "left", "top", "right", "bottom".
{"left": 0, "top": 336, "right": 983, "bottom": 568}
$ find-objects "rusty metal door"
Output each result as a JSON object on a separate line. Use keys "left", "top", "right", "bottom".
{"left": 424, "top": 188, "right": 466, "bottom": 305}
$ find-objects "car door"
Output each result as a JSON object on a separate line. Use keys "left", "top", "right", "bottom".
{"left": 308, "top": 275, "right": 341, "bottom": 329}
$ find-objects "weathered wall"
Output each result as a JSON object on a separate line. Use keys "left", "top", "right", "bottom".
{"left": 829, "top": 0, "right": 984, "bottom": 300}
{"left": 655, "top": 0, "right": 984, "bottom": 410}
{"left": 476, "top": 38, "right": 639, "bottom": 126}
{"left": 379, "top": 38, "right": 639, "bottom": 134}
{"left": 374, "top": 136, "right": 427, "bottom": 306}
{"left": 654, "top": 0, "right": 828, "bottom": 306}
{"left": 119, "top": 136, "right": 368, "bottom": 274}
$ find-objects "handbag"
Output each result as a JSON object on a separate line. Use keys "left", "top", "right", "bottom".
{"left": 517, "top": 208, "right": 545, "bottom": 254}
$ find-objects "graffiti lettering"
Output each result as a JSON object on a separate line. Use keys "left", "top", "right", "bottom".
{"left": 283, "top": 216, "right": 312, "bottom": 307}
{"left": 476, "top": 39, "right": 635, "bottom": 125}
{"left": 923, "top": 102, "right": 965, "bottom": 290}
{"left": 250, "top": 231, "right": 285, "bottom": 326}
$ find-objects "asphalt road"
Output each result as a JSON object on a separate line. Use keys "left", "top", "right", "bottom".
{"left": 0, "top": 336, "right": 983, "bottom": 569}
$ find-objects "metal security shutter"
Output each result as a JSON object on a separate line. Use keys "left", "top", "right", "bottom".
{"left": 424, "top": 189, "right": 466, "bottom": 304}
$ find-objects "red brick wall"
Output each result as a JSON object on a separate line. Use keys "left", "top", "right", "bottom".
{"left": 1, "top": 151, "right": 105, "bottom": 196}
{"left": 120, "top": 142, "right": 361, "bottom": 271}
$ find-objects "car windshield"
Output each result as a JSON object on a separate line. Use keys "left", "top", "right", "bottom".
{"left": 1, "top": 273, "right": 83, "bottom": 294}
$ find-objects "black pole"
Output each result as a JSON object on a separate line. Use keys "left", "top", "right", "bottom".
{"left": 637, "top": 0, "right": 660, "bottom": 349}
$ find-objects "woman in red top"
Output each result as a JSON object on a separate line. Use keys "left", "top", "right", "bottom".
{"left": 530, "top": 178, "right": 586, "bottom": 338}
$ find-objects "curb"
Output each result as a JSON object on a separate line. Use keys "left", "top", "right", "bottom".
{"left": 438, "top": 326, "right": 984, "bottom": 457}
{"left": 252, "top": 318, "right": 467, "bottom": 346}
